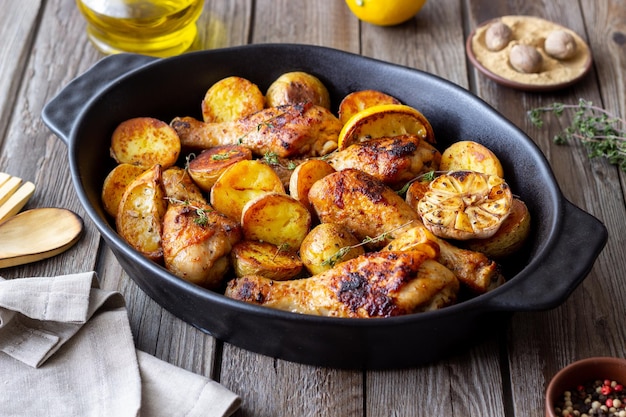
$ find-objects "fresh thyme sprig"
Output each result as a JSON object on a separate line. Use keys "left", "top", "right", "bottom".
{"left": 528, "top": 99, "right": 626, "bottom": 172}
{"left": 184, "top": 153, "right": 196, "bottom": 170}
{"left": 273, "top": 243, "right": 292, "bottom": 260}
{"left": 321, "top": 221, "right": 414, "bottom": 267}
{"left": 166, "top": 197, "right": 212, "bottom": 226}
{"left": 263, "top": 152, "right": 298, "bottom": 170}
{"left": 396, "top": 170, "right": 439, "bottom": 197}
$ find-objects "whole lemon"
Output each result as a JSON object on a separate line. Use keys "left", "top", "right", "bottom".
{"left": 345, "top": 0, "right": 427, "bottom": 26}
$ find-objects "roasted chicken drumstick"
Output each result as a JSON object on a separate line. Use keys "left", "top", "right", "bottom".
{"left": 325, "top": 134, "right": 441, "bottom": 189}
{"left": 308, "top": 169, "right": 504, "bottom": 293}
{"left": 225, "top": 250, "right": 459, "bottom": 317}
{"left": 171, "top": 103, "right": 341, "bottom": 158}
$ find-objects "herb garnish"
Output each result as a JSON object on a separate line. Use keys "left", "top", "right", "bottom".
{"left": 528, "top": 99, "right": 626, "bottom": 171}
{"left": 166, "top": 197, "right": 212, "bottom": 226}
{"left": 396, "top": 170, "right": 438, "bottom": 197}
{"left": 321, "top": 221, "right": 414, "bottom": 267}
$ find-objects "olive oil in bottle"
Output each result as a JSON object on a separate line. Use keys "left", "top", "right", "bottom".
{"left": 76, "top": 0, "right": 204, "bottom": 57}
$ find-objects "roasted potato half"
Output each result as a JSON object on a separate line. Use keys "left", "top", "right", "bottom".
{"left": 201, "top": 76, "right": 265, "bottom": 123}
{"left": 110, "top": 117, "right": 181, "bottom": 169}
{"left": 210, "top": 160, "right": 285, "bottom": 221}
{"left": 440, "top": 140, "right": 504, "bottom": 178}
{"left": 464, "top": 198, "right": 531, "bottom": 259}
{"left": 299, "top": 223, "right": 365, "bottom": 275}
{"left": 162, "top": 166, "right": 206, "bottom": 204}
{"left": 288, "top": 159, "right": 335, "bottom": 213}
{"left": 116, "top": 164, "right": 168, "bottom": 261}
{"left": 265, "top": 71, "right": 331, "bottom": 109}
{"left": 404, "top": 177, "right": 431, "bottom": 211}
{"left": 231, "top": 240, "right": 303, "bottom": 280}
{"left": 338, "top": 89, "right": 401, "bottom": 125}
{"left": 102, "top": 163, "right": 145, "bottom": 217}
{"left": 187, "top": 145, "right": 253, "bottom": 191}
{"left": 241, "top": 192, "right": 312, "bottom": 250}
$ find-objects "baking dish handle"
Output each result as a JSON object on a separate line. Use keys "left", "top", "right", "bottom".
{"left": 41, "top": 54, "right": 157, "bottom": 144}
{"left": 484, "top": 198, "right": 607, "bottom": 311}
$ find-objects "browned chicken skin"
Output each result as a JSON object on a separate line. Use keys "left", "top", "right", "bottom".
{"left": 325, "top": 134, "right": 441, "bottom": 189}
{"left": 162, "top": 202, "right": 242, "bottom": 289}
{"left": 171, "top": 103, "right": 341, "bottom": 158}
{"left": 308, "top": 168, "right": 421, "bottom": 249}
{"left": 383, "top": 226, "right": 504, "bottom": 293}
{"left": 225, "top": 250, "right": 459, "bottom": 317}
{"left": 308, "top": 169, "right": 504, "bottom": 293}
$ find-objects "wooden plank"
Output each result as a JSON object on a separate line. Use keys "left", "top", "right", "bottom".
{"left": 0, "top": 0, "right": 102, "bottom": 280}
{"left": 193, "top": 0, "right": 253, "bottom": 51}
{"left": 0, "top": 0, "right": 42, "bottom": 149}
{"left": 466, "top": 1, "right": 626, "bottom": 417}
{"left": 360, "top": 0, "right": 469, "bottom": 88}
{"left": 252, "top": 0, "right": 359, "bottom": 52}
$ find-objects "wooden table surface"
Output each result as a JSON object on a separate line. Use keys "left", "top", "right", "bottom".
{"left": 1, "top": 0, "right": 625, "bottom": 416}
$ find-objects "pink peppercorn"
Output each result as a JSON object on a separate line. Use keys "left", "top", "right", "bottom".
{"left": 616, "top": 384, "right": 624, "bottom": 392}
{"left": 602, "top": 385, "right": 613, "bottom": 395}
{"left": 607, "top": 398, "right": 614, "bottom": 408}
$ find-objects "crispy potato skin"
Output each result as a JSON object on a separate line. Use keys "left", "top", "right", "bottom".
{"left": 187, "top": 145, "right": 252, "bottom": 192}
{"left": 110, "top": 117, "right": 181, "bottom": 169}
{"left": 440, "top": 140, "right": 504, "bottom": 177}
{"left": 288, "top": 159, "right": 336, "bottom": 213}
{"left": 210, "top": 160, "right": 285, "bottom": 221}
{"left": 102, "top": 163, "right": 145, "bottom": 218}
{"left": 201, "top": 76, "right": 265, "bottom": 123}
{"left": 299, "top": 223, "right": 364, "bottom": 275}
{"left": 225, "top": 251, "right": 459, "bottom": 317}
{"left": 326, "top": 134, "right": 441, "bottom": 189}
{"left": 241, "top": 192, "right": 311, "bottom": 250}
{"left": 231, "top": 240, "right": 303, "bottom": 280}
{"left": 116, "top": 164, "right": 168, "bottom": 262}
{"left": 171, "top": 103, "right": 341, "bottom": 158}
{"left": 162, "top": 202, "right": 242, "bottom": 289}
{"left": 338, "top": 89, "right": 401, "bottom": 125}
{"left": 405, "top": 179, "right": 431, "bottom": 210}
{"left": 464, "top": 198, "right": 531, "bottom": 259}
{"left": 265, "top": 71, "right": 331, "bottom": 109}
{"left": 308, "top": 169, "right": 420, "bottom": 249}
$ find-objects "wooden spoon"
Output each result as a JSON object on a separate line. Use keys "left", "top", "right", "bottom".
{"left": 0, "top": 208, "right": 84, "bottom": 268}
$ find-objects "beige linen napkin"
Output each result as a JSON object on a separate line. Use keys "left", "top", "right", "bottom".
{"left": 0, "top": 272, "right": 241, "bottom": 417}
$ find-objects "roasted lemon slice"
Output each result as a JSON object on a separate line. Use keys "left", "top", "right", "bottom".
{"left": 416, "top": 171, "right": 513, "bottom": 240}
{"left": 337, "top": 104, "right": 435, "bottom": 150}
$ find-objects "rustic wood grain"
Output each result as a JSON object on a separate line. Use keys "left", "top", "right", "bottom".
{"left": 465, "top": 1, "right": 626, "bottom": 417}
{"left": 0, "top": 0, "right": 42, "bottom": 148}
{"left": 0, "top": 0, "right": 102, "bottom": 282}
{"left": 1, "top": 0, "right": 624, "bottom": 416}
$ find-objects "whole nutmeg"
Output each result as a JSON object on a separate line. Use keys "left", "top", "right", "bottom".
{"left": 544, "top": 30, "right": 577, "bottom": 59}
{"left": 485, "top": 21, "right": 513, "bottom": 51}
{"left": 509, "top": 44, "right": 543, "bottom": 73}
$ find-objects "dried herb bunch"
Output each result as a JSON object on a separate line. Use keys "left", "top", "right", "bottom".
{"left": 528, "top": 99, "right": 626, "bottom": 171}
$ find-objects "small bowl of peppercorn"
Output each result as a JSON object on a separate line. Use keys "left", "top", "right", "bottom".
{"left": 546, "top": 357, "right": 626, "bottom": 417}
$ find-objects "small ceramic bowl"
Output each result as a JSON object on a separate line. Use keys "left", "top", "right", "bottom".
{"left": 545, "top": 357, "right": 626, "bottom": 417}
